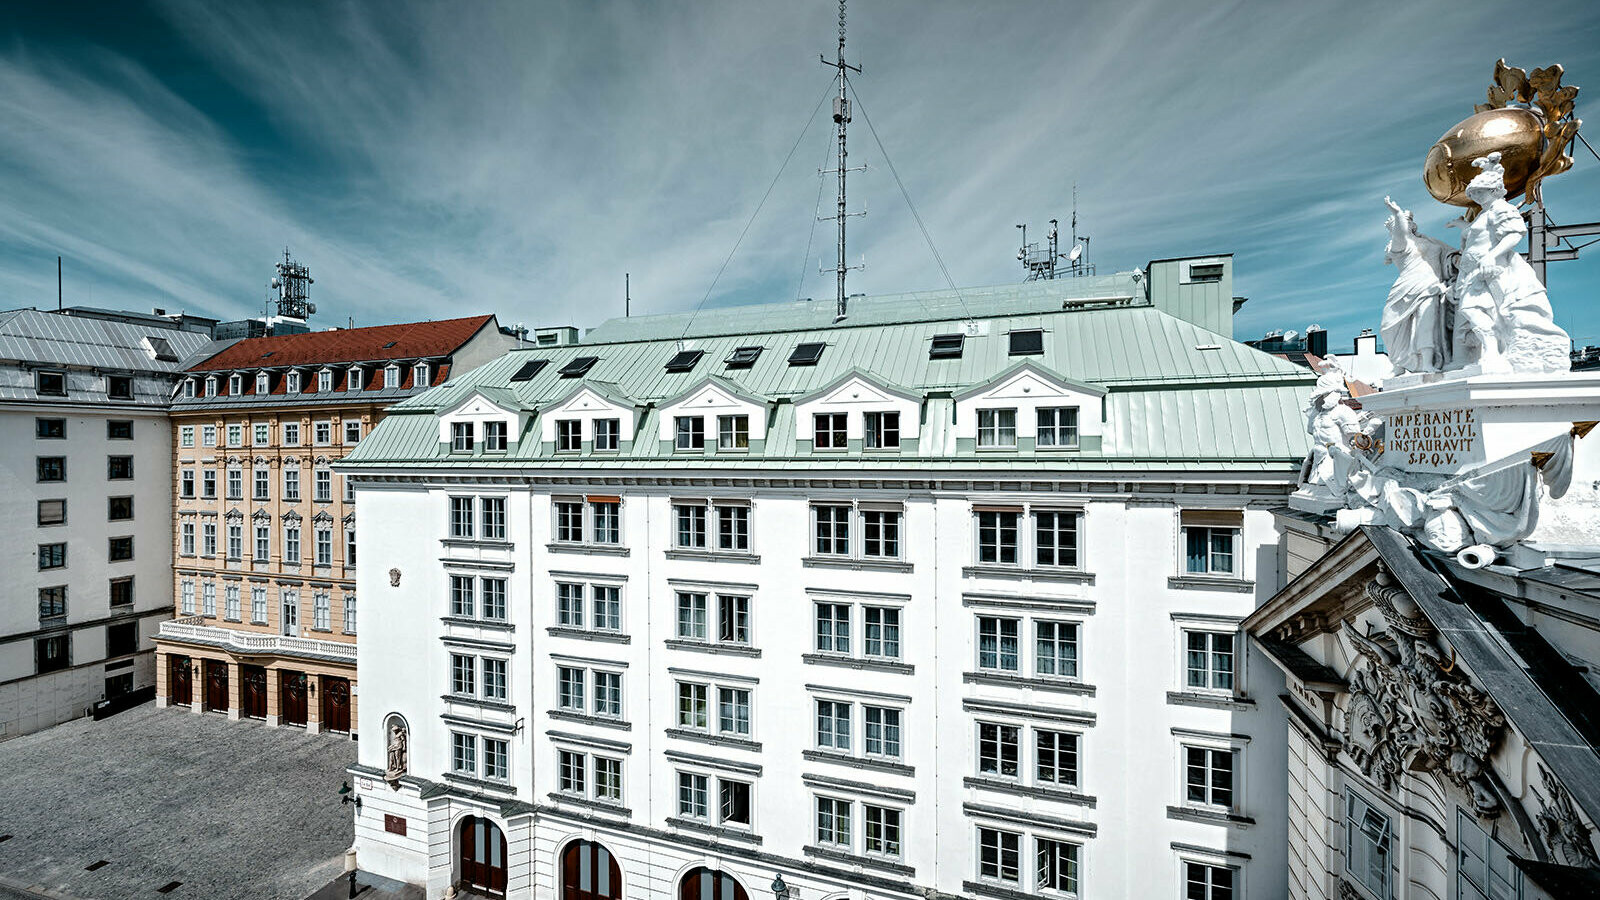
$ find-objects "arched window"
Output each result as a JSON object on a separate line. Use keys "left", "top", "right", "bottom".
{"left": 679, "top": 867, "right": 749, "bottom": 900}
{"left": 458, "top": 815, "right": 507, "bottom": 896}
{"left": 561, "top": 840, "right": 622, "bottom": 900}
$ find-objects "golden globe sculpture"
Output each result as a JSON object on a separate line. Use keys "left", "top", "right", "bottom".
{"left": 1423, "top": 59, "right": 1581, "bottom": 213}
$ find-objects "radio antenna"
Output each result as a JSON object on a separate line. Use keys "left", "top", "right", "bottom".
{"left": 820, "top": 0, "right": 864, "bottom": 322}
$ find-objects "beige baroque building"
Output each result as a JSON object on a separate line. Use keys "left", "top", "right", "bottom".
{"left": 155, "top": 314, "right": 523, "bottom": 735}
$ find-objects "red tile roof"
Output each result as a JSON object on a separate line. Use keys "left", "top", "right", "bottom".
{"left": 188, "top": 315, "right": 495, "bottom": 372}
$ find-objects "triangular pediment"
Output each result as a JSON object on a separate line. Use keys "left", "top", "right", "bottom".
{"left": 954, "top": 360, "right": 1104, "bottom": 402}
{"left": 795, "top": 368, "right": 919, "bottom": 406}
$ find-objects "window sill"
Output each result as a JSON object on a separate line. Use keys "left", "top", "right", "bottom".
{"left": 1167, "top": 691, "right": 1255, "bottom": 711}
{"left": 801, "top": 749, "right": 914, "bottom": 778}
{"left": 443, "top": 538, "right": 516, "bottom": 551}
{"left": 547, "top": 542, "right": 630, "bottom": 557}
{"left": 440, "top": 615, "right": 514, "bottom": 632}
{"left": 963, "top": 776, "right": 1096, "bottom": 807}
{"left": 663, "top": 549, "right": 759, "bottom": 564}
{"left": 666, "top": 817, "right": 762, "bottom": 845}
{"left": 545, "top": 626, "right": 628, "bottom": 644}
{"left": 1166, "top": 805, "right": 1254, "bottom": 828}
{"left": 546, "top": 792, "right": 631, "bottom": 818}
{"left": 962, "top": 880, "right": 1041, "bottom": 900}
{"left": 664, "top": 639, "right": 761, "bottom": 658}
{"left": 803, "top": 844, "right": 914, "bottom": 877}
{"left": 962, "top": 671, "right": 1096, "bottom": 696}
{"left": 802, "top": 653, "right": 914, "bottom": 675}
{"left": 546, "top": 709, "right": 631, "bottom": 731}
{"left": 223, "top": 618, "right": 243, "bottom": 624}
{"left": 440, "top": 694, "right": 516, "bottom": 714}
{"left": 802, "top": 556, "right": 913, "bottom": 573}
{"left": 1167, "top": 575, "right": 1254, "bottom": 593}
{"left": 664, "top": 728, "right": 761, "bottom": 752}
{"left": 962, "top": 565, "right": 1095, "bottom": 585}
{"left": 443, "top": 772, "right": 516, "bottom": 795}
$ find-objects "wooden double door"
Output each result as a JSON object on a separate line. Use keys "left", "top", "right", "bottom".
{"left": 280, "top": 670, "right": 308, "bottom": 726}
{"left": 459, "top": 816, "right": 507, "bottom": 896}
{"left": 241, "top": 665, "right": 268, "bottom": 719}
{"left": 203, "top": 660, "right": 229, "bottom": 712}
{"left": 561, "top": 840, "right": 621, "bottom": 900}
{"left": 168, "top": 655, "right": 193, "bottom": 706}
{"left": 321, "top": 676, "right": 351, "bottom": 733}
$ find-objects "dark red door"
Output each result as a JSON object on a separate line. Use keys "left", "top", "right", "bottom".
{"left": 169, "top": 655, "right": 193, "bottom": 706}
{"left": 241, "top": 665, "right": 267, "bottom": 719}
{"left": 321, "top": 676, "right": 351, "bottom": 733}
{"left": 561, "top": 840, "right": 622, "bottom": 900}
{"left": 679, "top": 868, "right": 749, "bottom": 900}
{"left": 204, "top": 660, "right": 229, "bottom": 712}
{"left": 281, "top": 670, "right": 308, "bottom": 726}
{"left": 459, "top": 816, "right": 507, "bottom": 896}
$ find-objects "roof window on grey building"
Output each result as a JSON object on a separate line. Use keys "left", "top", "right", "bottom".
{"left": 929, "top": 333, "right": 965, "bottom": 359}
{"left": 36, "top": 371, "right": 66, "bottom": 396}
{"left": 1187, "top": 262, "right": 1225, "bottom": 283}
{"left": 143, "top": 335, "right": 178, "bottom": 362}
{"left": 1008, "top": 329, "right": 1044, "bottom": 356}
{"left": 724, "top": 346, "right": 763, "bottom": 369}
{"left": 665, "top": 349, "right": 704, "bottom": 373}
{"left": 510, "top": 359, "right": 549, "bottom": 382}
{"left": 108, "top": 375, "right": 134, "bottom": 400}
{"left": 559, "top": 356, "right": 599, "bottom": 378}
{"left": 788, "top": 342, "right": 826, "bottom": 366}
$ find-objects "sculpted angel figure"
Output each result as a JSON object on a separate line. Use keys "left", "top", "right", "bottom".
{"left": 1453, "top": 152, "right": 1571, "bottom": 374}
{"left": 1381, "top": 196, "right": 1454, "bottom": 373}
{"left": 1299, "top": 361, "right": 1365, "bottom": 500}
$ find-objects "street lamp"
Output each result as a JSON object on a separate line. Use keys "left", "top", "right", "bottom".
{"left": 770, "top": 874, "right": 790, "bottom": 899}
{"left": 338, "top": 781, "right": 363, "bottom": 812}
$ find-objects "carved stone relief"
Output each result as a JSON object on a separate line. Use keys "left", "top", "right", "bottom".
{"left": 1535, "top": 763, "right": 1599, "bottom": 867}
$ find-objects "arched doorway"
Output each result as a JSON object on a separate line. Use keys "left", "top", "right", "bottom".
{"left": 560, "top": 839, "right": 622, "bottom": 900}
{"left": 679, "top": 867, "right": 749, "bottom": 900}
{"left": 458, "top": 815, "right": 507, "bottom": 896}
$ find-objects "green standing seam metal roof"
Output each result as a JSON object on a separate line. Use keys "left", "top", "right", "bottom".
{"left": 344, "top": 284, "right": 1314, "bottom": 472}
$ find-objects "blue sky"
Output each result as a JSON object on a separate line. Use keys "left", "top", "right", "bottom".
{"left": 2, "top": 1, "right": 1599, "bottom": 351}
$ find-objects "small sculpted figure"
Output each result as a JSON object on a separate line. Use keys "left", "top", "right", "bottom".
{"left": 1381, "top": 197, "right": 1454, "bottom": 373}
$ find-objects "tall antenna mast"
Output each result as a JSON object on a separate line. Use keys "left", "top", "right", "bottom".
{"left": 821, "top": 0, "right": 863, "bottom": 322}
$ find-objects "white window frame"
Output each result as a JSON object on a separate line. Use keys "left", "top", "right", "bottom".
{"left": 977, "top": 408, "right": 1018, "bottom": 448}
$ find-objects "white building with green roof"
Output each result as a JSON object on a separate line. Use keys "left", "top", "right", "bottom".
{"left": 340, "top": 256, "right": 1312, "bottom": 900}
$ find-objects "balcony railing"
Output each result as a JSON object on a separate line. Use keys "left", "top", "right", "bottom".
{"left": 157, "top": 618, "right": 356, "bottom": 661}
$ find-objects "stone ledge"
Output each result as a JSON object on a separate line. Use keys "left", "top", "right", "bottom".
{"left": 801, "top": 750, "right": 914, "bottom": 778}
{"left": 802, "top": 844, "right": 915, "bottom": 877}
{"left": 546, "top": 542, "right": 630, "bottom": 558}
{"left": 802, "top": 556, "right": 914, "bottom": 574}
{"left": 666, "top": 817, "right": 763, "bottom": 845}
{"left": 802, "top": 653, "right": 914, "bottom": 675}
{"left": 962, "top": 565, "right": 1095, "bottom": 585}
{"left": 962, "top": 671, "right": 1096, "bottom": 696}
{"left": 664, "top": 728, "right": 762, "bottom": 753}
{"left": 545, "top": 626, "right": 629, "bottom": 644}
{"left": 664, "top": 639, "right": 761, "bottom": 658}
{"left": 664, "top": 549, "right": 760, "bottom": 565}
{"left": 962, "top": 776, "right": 1096, "bottom": 808}
{"left": 547, "top": 709, "right": 632, "bottom": 731}
{"left": 1166, "top": 691, "right": 1256, "bottom": 711}
{"left": 1166, "top": 805, "right": 1255, "bottom": 828}
{"left": 1167, "top": 575, "right": 1255, "bottom": 593}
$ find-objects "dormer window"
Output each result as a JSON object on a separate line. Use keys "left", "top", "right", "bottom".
{"left": 1037, "top": 407, "right": 1079, "bottom": 448}
{"left": 384, "top": 365, "right": 400, "bottom": 389}
{"left": 183, "top": 378, "right": 196, "bottom": 399}
{"left": 286, "top": 371, "right": 302, "bottom": 393}
{"left": 347, "top": 368, "right": 364, "bottom": 391}
{"left": 485, "top": 421, "right": 508, "bottom": 453}
{"left": 318, "top": 369, "right": 333, "bottom": 392}
{"left": 205, "top": 376, "right": 218, "bottom": 397}
{"left": 665, "top": 349, "right": 704, "bottom": 372}
{"left": 675, "top": 416, "right": 705, "bottom": 451}
{"left": 977, "top": 409, "right": 1017, "bottom": 448}
{"left": 813, "top": 413, "right": 847, "bottom": 450}
{"left": 108, "top": 375, "right": 134, "bottom": 400}
{"left": 256, "top": 372, "right": 270, "bottom": 394}
{"left": 556, "top": 420, "right": 582, "bottom": 452}
{"left": 865, "top": 412, "right": 900, "bottom": 449}
{"left": 413, "top": 362, "right": 430, "bottom": 386}
{"left": 229, "top": 373, "right": 243, "bottom": 395}
{"left": 451, "top": 422, "right": 474, "bottom": 452}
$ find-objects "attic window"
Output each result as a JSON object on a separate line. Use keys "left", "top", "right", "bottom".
{"left": 788, "top": 342, "right": 826, "bottom": 366}
{"left": 725, "top": 346, "right": 763, "bottom": 369}
{"left": 559, "top": 356, "right": 599, "bottom": 378}
{"left": 1188, "top": 262, "right": 1225, "bottom": 283}
{"left": 1008, "top": 329, "right": 1044, "bottom": 356}
{"left": 382, "top": 341, "right": 398, "bottom": 349}
{"left": 145, "top": 336, "right": 178, "bottom": 362}
{"left": 509, "top": 359, "right": 549, "bottom": 382}
{"left": 929, "top": 333, "right": 965, "bottom": 359}
{"left": 665, "top": 349, "right": 704, "bottom": 373}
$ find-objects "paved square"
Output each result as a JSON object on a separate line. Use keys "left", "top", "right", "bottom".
{"left": 0, "top": 703, "right": 356, "bottom": 900}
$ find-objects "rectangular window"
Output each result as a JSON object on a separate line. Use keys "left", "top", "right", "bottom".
{"left": 226, "top": 469, "right": 243, "bottom": 500}
{"left": 1185, "top": 862, "right": 1236, "bottom": 900}
{"left": 676, "top": 682, "right": 708, "bottom": 730}
{"left": 181, "top": 581, "right": 195, "bottom": 615}
{"left": 181, "top": 470, "right": 195, "bottom": 499}
{"left": 343, "top": 421, "right": 361, "bottom": 444}
{"left": 978, "top": 616, "right": 1020, "bottom": 671}
{"left": 203, "top": 470, "right": 216, "bottom": 498}
{"left": 1036, "top": 407, "right": 1080, "bottom": 448}
{"left": 1008, "top": 329, "right": 1044, "bottom": 356}
{"left": 452, "top": 655, "right": 479, "bottom": 704}
{"left": 1035, "top": 511, "right": 1080, "bottom": 568}
{"left": 1185, "top": 746, "right": 1236, "bottom": 810}
{"left": 341, "top": 593, "right": 355, "bottom": 632}
{"left": 592, "top": 501, "right": 620, "bottom": 544}
{"left": 675, "top": 503, "right": 706, "bottom": 548}
{"left": 815, "top": 603, "right": 850, "bottom": 653}
{"left": 677, "top": 772, "right": 708, "bottom": 819}
{"left": 816, "top": 699, "right": 851, "bottom": 750}
{"left": 1457, "top": 808, "right": 1521, "bottom": 900}
{"left": 450, "top": 575, "right": 476, "bottom": 617}
{"left": 202, "top": 522, "right": 217, "bottom": 556}
{"left": 482, "top": 658, "right": 507, "bottom": 702}
{"left": 227, "top": 424, "right": 243, "bottom": 446}
{"left": 864, "top": 606, "right": 901, "bottom": 659}
{"left": 313, "top": 591, "right": 331, "bottom": 630}
{"left": 202, "top": 582, "right": 216, "bottom": 617}
{"left": 1345, "top": 792, "right": 1392, "bottom": 900}
{"left": 1184, "top": 523, "right": 1239, "bottom": 576}
{"left": 224, "top": 584, "right": 241, "bottom": 621}
{"left": 814, "top": 504, "right": 850, "bottom": 555}
{"left": 977, "top": 510, "right": 1020, "bottom": 564}
{"left": 864, "top": 411, "right": 900, "bottom": 449}
{"left": 558, "top": 666, "right": 586, "bottom": 710}
{"left": 283, "top": 423, "right": 299, "bottom": 446}
{"left": 716, "top": 504, "right": 749, "bottom": 552}
{"left": 594, "top": 756, "right": 623, "bottom": 803}
{"left": 251, "top": 422, "right": 268, "bottom": 445}
{"left": 318, "top": 370, "right": 333, "bottom": 392}
{"left": 36, "top": 456, "right": 66, "bottom": 482}
{"left": 979, "top": 827, "right": 1021, "bottom": 884}
{"left": 283, "top": 469, "right": 300, "bottom": 502}
{"left": 481, "top": 578, "right": 506, "bottom": 621}
{"left": 36, "top": 418, "right": 66, "bottom": 438}
{"left": 720, "top": 779, "right": 751, "bottom": 826}
{"left": 38, "top": 499, "right": 67, "bottom": 526}
{"left": 202, "top": 424, "right": 217, "bottom": 446}
{"left": 253, "top": 588, "right": 269, "bottom": 625}
{"left": 179, "top": 425, "right": 194, "bottom": 447}
{"left": 977, "top": 408, "right": 1018, "bottom": 448}
{"left": 108, "top": 535, "right": 135, "bottom": 561}
{"left": 482, "top": 737, "right": 508, "bottom": 781}
{"left": 557, "top": 583, "right": 585, "bottom": 628}
{"left": 314, "top": 470, "right": 332, "bottom": 502}
{"left": 181, "top": 522, "right": 196, "bottom": 555}
{"left": 36, "top": 371, "right": 66, "bottom": 396}
{"left": 36, "top": 635, "right": 70, "bottom": 673}
{"left": 813, "top": 413, "right": 847, "bottom": 450}
{"left": 556, "top": 419, "right": 581, "bottom": 451}
{"left": 716, "top": 687, "right": 750, "bottom": 736}
{"left": 1036, "top": 730, "right": 1079, "bottom": 787}
{"left": 108, "top": 496, "right": 133, "bottom": 520}
{"left": 1036, "top": 621, "right": 1079, "bottom": 678}
{"left": 861, "top": 509, "right": 900, "bottom": 558}
{"left": 282, "top": 526, "right": 299, "bottom": 562}
{"left": 39, "top": 586, "right": 67, "bottom": 619}
{"left": 717, "top": 415, "right": 749, "bottom": 450}
{"left": 978, "top": 722, "right": 1021, "bottom": 778}
{"left": 865, "top": 805, "right": 902, "bottom": 858}
{"left": 254, "top": 468, "right": 269, "bottom": 500}
{"left": 816, "top": 796, "right": 851, "bottom": 847}
{"left": 675, "top": 591, "right": 707, "bottom": 640}
{"left": 254, "top": 523, "right": 270, "bottom": 561}
{"left": 592, "top": 585, "right": 621, "bottom": 632}
{"left": 1036, "top": 838, "right": 1080, "bottom": 895}
{"left": 594, "top": 418, "right": 620, "bottom": 451}
{"left": 107, "top": 420, "right": 133, "bottom": 439}
{"left": 863, "top": 706, "right": 901, "bottom": 758}
{"left": 344, "top": 477, "right": 356, "bottom": 503}
{"left": 556, "top": 501, "right": 584, "bottom": 543}
{"left": 451, "top": 732, "right": 477, "bottom": 775}
{"left": 450, "top": 497, "right": 475, "bottom": 538}
{"left": 480, "top": 497, "right": 506, "bottom": 541}
{"left": 315, "top": 528, "right": 332, "bottom": 566}
{"left": 1186, "top": 631, "right": 1236, "bottom": 693}
{"left": 674, "top": 416, "right": 705, "bottom": 451}
{"left": 484, "top": 421, "right": 507, "bottom": 452}
{"left": 451, "top": 421, "right": 474, "bottom": 452}
{"left": 109, "top": 456, "right": 134, "bottom": 480}
{"left": 559, "top": 749, "right": 586, "bottom": 794}
{"left": 593, "top": 671, "right": 622, "bottom": 718}
{"left": 717, "top": 595, "right": 750, "bottom": 645}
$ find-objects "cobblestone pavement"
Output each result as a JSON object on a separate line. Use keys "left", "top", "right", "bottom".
{"left": 0, "top": 703, "right": 357, "bottom": 900}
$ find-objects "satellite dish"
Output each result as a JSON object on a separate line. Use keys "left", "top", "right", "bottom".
{"left": 1284, "top": 330, "right": 1300, "bottom": 342}
{"left": 1067, "top": 243, "right": 1084, "bottom": 263}
{"left": 270, "top": 277, "right": 281, "bottom": 288}
{"left": 307, "top": 303, "right": 317, "bottom": 315}
{"left": 1307, "top": 323, "right": 1325, "bottom": 332}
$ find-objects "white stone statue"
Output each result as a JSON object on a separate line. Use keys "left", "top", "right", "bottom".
{"left": 385, "top": 720, "right": 408, "bottom": 783}
{"left": 1381, "top": 197, "right": 1454, "bottom": 373}
{"left": 1296, "top": 361, "right": 1367, "bottom": 505}
{"left": 1451, "top": 153, "right": 1571, "bottom": 374}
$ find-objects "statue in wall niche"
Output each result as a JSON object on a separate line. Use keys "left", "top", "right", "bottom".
{"left": 385, "top": 719, "right": 409, "bottom": 785}
{"left": 1535, "top": 763, "right": 1600, "bottom": 867}
{"left": 1382, "top": 196, "right": 1455, "bottom": 374}
{"left": 1340, "top": 567, "right": 1507, "bottom": 816}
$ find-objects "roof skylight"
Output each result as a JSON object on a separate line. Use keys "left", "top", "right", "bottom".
{"left": 558, "top": 356, "right": 599, "bottom": 378}
{"left": 725, "top": 346, "right": 763, "bottom": 369}
{"left": 788, "top": 342, "right": 826, "bottom": 366}
{"left": 664, "top": 349, "right": 704, "bottom": 372}
{"left": 509, "top": 359, "right": 549, "bottom": 382}
{"left": 1008, "top": 329, "right": 1044, "bottom": 356}
{"left": 929, "top": 333, "right": 965, "bottom": 359}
